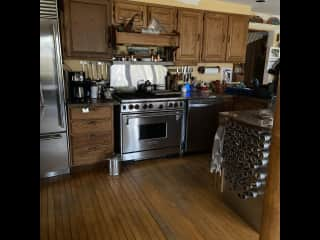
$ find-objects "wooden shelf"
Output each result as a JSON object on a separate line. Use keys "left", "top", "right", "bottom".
{"left": 112, "top": 61, "right": 174, "bottom": 66}
{"left": 115, "top": 31, "right": 179, "bottom": 47}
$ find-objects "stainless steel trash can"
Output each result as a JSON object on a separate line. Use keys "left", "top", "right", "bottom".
{"left": 108, "top": 155, "right": 121, "bottom": 176}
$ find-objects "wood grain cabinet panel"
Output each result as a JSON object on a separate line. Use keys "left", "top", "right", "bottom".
{"left": 70, "top": 119, "right": 112, "bottom": 134}
{"left": 61, "top": 0, "right": 112, "bottom": 59}
{"left": 176, "top": 9, "right": 203, "bottom": 63}
{"left": 68, "top": 105, "right": 114, "bottom": 167}
{"left": 71, "top": 131, "right": 113, "bottom": 148}
{"left": 147, "top": 6, "right": 177, "bottom": 33}
{"left": 69, "top": 106, "right": 112, "bottom": 120}
{"left": 202, "top": 12, "right": 229, "bottom": 62}
{"left": 72, "top": 145, "right": 113, "bottom": 166}
{"left": 226, "top": 15, "right": 249, "bottom": 63}
{"left": 113, "top": 0, "right": 147, "bottom": 30}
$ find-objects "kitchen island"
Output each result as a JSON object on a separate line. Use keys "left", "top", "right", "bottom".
{"left": 212, "top": 108, "right": 274, "bottom": 231}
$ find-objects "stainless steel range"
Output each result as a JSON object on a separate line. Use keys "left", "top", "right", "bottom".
{"left": 113, "top": 92, "right": 185, "bottom": 161}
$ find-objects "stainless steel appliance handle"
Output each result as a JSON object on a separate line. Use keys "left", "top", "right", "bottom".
{"left": 52, "top": 22, "right": 65, "bottom": 129}
{"left": 40, "top": 82, "right": 45, "bottom": 107}
{"left": 125, "top": 112, "right": 183, "bottom": 125}
{"left": 189, "top": 103, "right": 216, "bottom": 108}
{"left": 125, "top": 111, "right": 183, "bottom": 119}
{"left": 40, "top": 133, "right": 63, "bottom": 140}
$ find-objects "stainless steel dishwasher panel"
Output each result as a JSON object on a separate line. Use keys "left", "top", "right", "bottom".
{"left": 185, "top": 99, "right": 221, "bottom": 153}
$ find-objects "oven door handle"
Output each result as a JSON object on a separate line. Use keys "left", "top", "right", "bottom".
{"left": 125, "top": 112, "right": 182, "bottom": 125}
{"left": 125, "top": 112, "right": 183, "bottom": 119}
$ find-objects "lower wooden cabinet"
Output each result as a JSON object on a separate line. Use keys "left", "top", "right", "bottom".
{"left": 68, "top": 105, "right": 114, "bottom": 167}
{"left": 233, "top": 96, "right": 269, "bottom": 111}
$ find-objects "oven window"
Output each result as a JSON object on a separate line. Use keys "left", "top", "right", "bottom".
{"left": 139, "top": 122, "right": 167, "bottom": 140}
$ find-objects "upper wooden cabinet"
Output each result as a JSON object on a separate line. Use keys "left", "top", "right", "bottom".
{"left": 226, "top": 15, "right": 249, "bottom": 62}
{"left": 202, "top": 12, "right": 229, "bottom": 62}
{"left": 113, "top": 0, "right": 147, "bottom": 30}
{"left": 147, "top": 6, "right": 177, "bottom": 34}
{"left": 61, "top": 0, "right": 112, "bottom": 59}
{"left": 176, "top": 9, "right": 203, "bottom": 63}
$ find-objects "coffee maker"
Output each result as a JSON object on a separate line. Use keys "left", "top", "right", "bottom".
{"left": 67, "top": 71, "right": 91, "bottom": 102}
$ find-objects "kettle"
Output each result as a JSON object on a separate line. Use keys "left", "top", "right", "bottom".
{"left": 137, "top": 80, "right": 153, "bottom": 93}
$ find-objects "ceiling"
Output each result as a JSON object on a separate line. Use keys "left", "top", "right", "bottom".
{"left": 222, "top": 0, "right": 280, "bottom": 15}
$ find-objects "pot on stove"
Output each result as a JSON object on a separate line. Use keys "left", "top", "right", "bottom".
{"left": 137, "top": 80, "right": 154, "bottom": 93}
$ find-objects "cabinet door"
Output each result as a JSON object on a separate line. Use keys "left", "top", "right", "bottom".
{"left": 62, "top": 0, "right": 112, "bottom": 59}
{"left": 202, "top": 12, "right": 228, "bottom": 62}
{"left": 176, "top": 10, "right": 203, "bottom": 63}
{"left": 113, "top": 1, "right": 147, "bottom": 31}
{"left": 226, "top": 15, "right": 249, "bottom": 63}
{"left": 147, "top": 6, "right": 177, "bottom": 34}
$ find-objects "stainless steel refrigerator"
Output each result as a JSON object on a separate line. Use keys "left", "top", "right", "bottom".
{"left": 40, "top": 0, "right": 69, "bottom": 178}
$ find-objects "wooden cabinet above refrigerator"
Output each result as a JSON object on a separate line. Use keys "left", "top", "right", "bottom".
{"left": 60, "top": 0, "right": 113, "bottom": 60}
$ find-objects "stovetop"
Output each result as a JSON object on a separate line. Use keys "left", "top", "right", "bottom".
{"left": 112, "top": 91, "right": 184, "bottom": 102}
{"left": 112, "top": 91, "right": 185, "bottom": 113}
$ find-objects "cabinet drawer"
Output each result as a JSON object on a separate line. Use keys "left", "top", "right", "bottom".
{"left": 71, "top": 132, "right": 112, "bottom": 148}
{"left": 71, "top": 119, "right": 112, "bottom": 134}
{"left": 72, "top": 145, "right": 113, "bottom": 166}
{"left": 69, "top": 106, "right": 112, "bottom": 120}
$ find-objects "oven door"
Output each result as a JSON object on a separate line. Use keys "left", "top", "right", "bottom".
{"left": 122, "top": 111, "right": 183, "bottom": 153}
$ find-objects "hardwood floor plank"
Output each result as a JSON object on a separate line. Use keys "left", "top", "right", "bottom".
{"left": 63, "top": 178, "right": 81, "bottom": 240}
{"left": 41, "top": 154, "right": 260, "bottom": 240}
{"left": 52, "top": 182, "right": 65, "bottom": 240}
{"left": 90, "top": 172, "right": 121, "bottom": 240}
{"left": 80, "top": 173, "right": 109, "bottom": 240}
{"left": 104, "top": 177, "right": 141, "bottom": 240}
{"left": 156, "top": 161, "right": 256, "bottom": 240}
{"left": 40, "top": 185, "right": 48, "bottom": 240}
{"left": 86, "top": 171, "right": 117, "bottom": 239}
{"left": 94, "top": 172, "right": 130, "bottom": 240}
{"left": 129, "top": 162, "right": 205, "bottom": 240}
{"left": 69, "top": 175, "right": 89, "bottom": 240}
{"left": 57, "top": 178, "right": 73, "bottom": 240}
{"left": 120, "top": 170, "right": 167, "bottom": 240}
{"left": 77, "top": 174, "right": 103, "bottom": 240}
{"left": 47, "top": 183, "right": 56, "bottom": 240}
{"left": 73, "top": 174, "right": 98, "bottom": 239}
{"left": 109, "top": 174, "right": 157, "bottom": 240}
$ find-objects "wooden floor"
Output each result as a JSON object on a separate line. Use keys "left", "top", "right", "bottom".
{"left": 40, "top": 154, "right": 259, "bottom": 240}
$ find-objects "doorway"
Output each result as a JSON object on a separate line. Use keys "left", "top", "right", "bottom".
{"left": 244, "top": 30, "right": 268, "bottom": 87}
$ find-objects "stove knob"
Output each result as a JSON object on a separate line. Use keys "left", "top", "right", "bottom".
{"left": 122, "top": 105, "right": 127, "bottom": 110}
{"left": 148, "top": 104, "right": 153, "bottom": 108}
{"left": 168, "top": 103, "right": 173, "bottom": 107}
{"left": 142, "top": 104, "right": 147, "bottom": 109}
{"left": 129, "top": 104, "right": 134, "bottom": 110}
{"left": 159, "top": 104, "right": 163, "bottom": 109}
{"left": 174, "top": 103, "right": 178, "bottom": 107}
{"left": 134, "top": 104, "right": 139, "bottom": 109}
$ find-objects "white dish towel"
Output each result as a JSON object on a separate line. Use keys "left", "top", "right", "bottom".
{"left": 210, "top": 125, "right": 225, "bottom": 175}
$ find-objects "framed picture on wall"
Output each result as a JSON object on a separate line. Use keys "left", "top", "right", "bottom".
{"left": 269, "top": 47, "right": 280, "bottom": 59}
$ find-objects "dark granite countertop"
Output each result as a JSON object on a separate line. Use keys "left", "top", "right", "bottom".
{"left": 68, "top": 98, "right": 118, "bottom": 107}
{"left": 219, "top": 109, "right": 274, "bottom": 130}
{"left": 67, "top": 91, "right": 272, "bottom": 105}
{"left": 180, "top": 90, "right": 234, "bottom": 100}
{"left": 180, "top": 90, "right": 272, "bottom": 102}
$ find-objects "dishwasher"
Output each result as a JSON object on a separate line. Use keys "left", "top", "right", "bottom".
{"left": 185, "top": 97, "right": 222, "bottom": 153}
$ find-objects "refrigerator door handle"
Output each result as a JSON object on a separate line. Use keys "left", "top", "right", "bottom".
{"left": 40, "top": 133, "right": 63, "bottom": 140}
{"left": 40, "top": 82, "right": 45, "bottom": 108}
{"left": 52, "top": 22, "right": 65, "bottom": 129}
